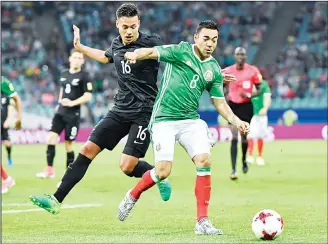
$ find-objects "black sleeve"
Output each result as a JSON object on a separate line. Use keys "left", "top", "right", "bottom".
{"left": 104, "top": 40, "right": 114, "bottom": 64}
{"left": 151, "top": 35, "right": 164, "bottom": 46}
{"left": 82, "top": 73, "right": 93, "bottom": 93}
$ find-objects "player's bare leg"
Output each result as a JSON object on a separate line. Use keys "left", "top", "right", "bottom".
{"left": 193, "top": 153, "right": 223, "bottom": 235}
{"left": 256, "top": 138, "right": 265, "bottom": 165}
{"left": 30, "top": 141, "right": 101, "bottom": 214}
{"left": 120, "top": 154, "right": 171, "bottom": 201}
{"left": 36, "top": 132, "right": 59, "bottom": 179}
{"left": 230, "top": 125, "right": 239, "bottom": 179}
{"left": 65, "top": 140, "right": 75, "bottom": 168}
{"left": 4, "top": 140, "right": 13, "bottom": 167}
{"left": 118, "top": 160, "right": 172, "bottom": 221}
{"left": 2, "top": 164, "right": 15, "bottom": 194}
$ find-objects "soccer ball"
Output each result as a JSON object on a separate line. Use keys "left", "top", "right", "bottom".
{"left": 252, "top": 209, "right": 284, "bottom": 240}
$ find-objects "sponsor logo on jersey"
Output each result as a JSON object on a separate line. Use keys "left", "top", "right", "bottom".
{"left": 204, "top": 70, "right": 213, "bottom": 82}
{"left": 72, "top": 79, "right": 80, "bottom": 86}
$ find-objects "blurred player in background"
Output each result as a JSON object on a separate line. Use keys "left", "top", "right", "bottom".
{"left": 117, "top": 20, "right": 249, "bottom": 235}
{"left": 247, "top": 78, "right": 272, "bottom": 165}
{"left": 223, "top": 47, "right": 262, "bottom": 180}
{"left": 1, "top": 76, "right": 22, "bottom": 193}
{"left": 30, "top": 3, "right": 171, "bottom": 214}
{"left": 36, "top": 49, "right": 93, "bottom": 179}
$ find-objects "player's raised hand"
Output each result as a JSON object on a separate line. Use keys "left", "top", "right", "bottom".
{"left": 14, "top": 119, "right": 22, "bottom": 130}
{"left": 237, "top": 121, "right": 250, "bottom": 135}
{"left": 124, "top": 52, "right": 137, "bottom": 64}
{"left": 223, "top": 74, "right": 236, "bottom": 84}
{"left": 73, "top": 25, "right": 81, "bottom": 49}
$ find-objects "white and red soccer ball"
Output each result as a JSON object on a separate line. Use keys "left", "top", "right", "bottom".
{"left": 252, "top": 209, "right": 284, "bottom": 240}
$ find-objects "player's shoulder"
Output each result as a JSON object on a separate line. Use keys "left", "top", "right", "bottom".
{"left": 60, "top": 69, "right": 70, "bottom": 76}
{"left": 247, "top": 64, "right": 260, "bottom": 73}
{"left": 110, "top": 35, "right": 121, "bottom": 47}
{"left": 1, "top": 76, "right": 10, "bottom": 85}
{"left": 223, "top": 64, "right": 236, "bottom": 72}
{"left": 140, "top": 32, "right": 162, "bottom": 46}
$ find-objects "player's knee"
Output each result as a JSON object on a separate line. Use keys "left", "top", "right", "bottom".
{"left": 155, "top": 161, "right": 172, "bottom": 180}
{"left": 80, "top": 141, "right": 101, "bottom": 160}
{"left": 194, "top": 154, "right": 211, "bottom": 168}
{"left": 47, "top": 132, "right": 58, "bottom": 145}
{"left": 120, "top": 160, "right": 136, "bottom": 174}
{"left": 4, "top": 140, "right": 11, "bottom": 147}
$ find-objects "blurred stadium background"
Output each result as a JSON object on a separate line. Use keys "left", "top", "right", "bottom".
{"left": 1, "top": 1, "right": 327, "bottom": 140}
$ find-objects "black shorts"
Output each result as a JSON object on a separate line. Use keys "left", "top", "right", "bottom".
{"left": 50, "top": 113, "right": 80, "bottom": 141}
{"left": 1, "top": 123, "right": 10, "bottom": 141}
{"left": 88, "top": 110, "right": 151, "bottom": 158}
{"left": 228, "top": 100, "right": 253, "bottom": 124}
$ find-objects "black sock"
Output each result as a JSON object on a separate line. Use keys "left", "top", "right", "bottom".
{"left": 126, "top": 160, "right": 154, "bottom": 178}
{"left": 47, "top": 145, "right": 56, "bottom": 167}
{"left": 241, "top": 140, "right": 248, "bottom": 164}
{"left": 54, "top": 153, "right": 92, "bottom": 203}
{"left": 6, "top": 145, "right": 12, "bottom": 159}
{"left": 230, "top": 139, "right": 238, "bottom": 172}
{"left": 66, "top": 151, "right": 75, "bottom": 168}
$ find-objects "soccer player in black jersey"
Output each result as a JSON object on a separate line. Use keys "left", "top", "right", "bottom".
{"left": 30, "top": 3, "right": 171, "bottom": 214}
{"left": 36, "top": 49, "right": 93, "bottom": 179}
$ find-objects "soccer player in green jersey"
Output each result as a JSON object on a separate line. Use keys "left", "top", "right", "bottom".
{"left": 247, "top": 79, "right": 272, "bottom": 165}
{"left": 1, "top": 76, "right": 22, "bottom": 193}
{"left": 117, "top": 20, "right": 249, "bottom": 235}
{"left": 1, "top": 76, "right": 22, "bottom": 166}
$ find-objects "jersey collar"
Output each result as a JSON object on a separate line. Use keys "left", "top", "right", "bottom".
{"left": 192, "top": 44, "right": 213, "bottom": 63}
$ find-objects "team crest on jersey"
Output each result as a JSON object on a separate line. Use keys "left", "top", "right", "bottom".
{"left": 72, "top": 79, "right": 80, "bottom": 86}
{"left": 156, "top": 143, "right": 161, "bottom": 151}
{"left": 204, "top": 70, "right": 213, "bottom": 82}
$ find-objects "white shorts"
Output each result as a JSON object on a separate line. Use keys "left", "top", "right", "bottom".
{"left": 151, "top": 119, "right": 212, "bottom": 163}
{"left": 248, "top": 115, "right": 268, "bottom": 139}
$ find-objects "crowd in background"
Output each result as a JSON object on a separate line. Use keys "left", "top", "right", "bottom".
{"left": 1, "top": 2, "right": 327, "bottom": 123}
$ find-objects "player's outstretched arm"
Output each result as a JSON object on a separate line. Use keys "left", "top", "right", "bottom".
{"left": 12, "top": 94, "right": 22, "bottom": 130}
{"left": 124, "top": 48, "right": 158, "bottom": 63}
{"left": 213, "top": 98, "right": 249, "bottom": 135}
{"left": 259, "top": 93, "right": 272, "bottom": 116}
{"left": 61, "top": 92, "right": 92, "bottom": 107}
{"left": 73, "top": 25, "right": 109, "bottom": 64}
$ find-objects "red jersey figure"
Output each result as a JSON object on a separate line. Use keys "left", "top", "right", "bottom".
{"left": 223, "top": 47, "right": 262, "bottom": 180}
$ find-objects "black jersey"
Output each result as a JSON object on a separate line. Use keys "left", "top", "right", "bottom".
{"left": 1, "top": 92, "right": 10, "bottom": 122}
{"left": 105, "top": 32, "right": 163, "bottom": 115}
{"left": 57, "top": 70, "right": 93, "bottom": 118}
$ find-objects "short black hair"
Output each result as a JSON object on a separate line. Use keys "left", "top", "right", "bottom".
{"left": 116, "top": 3, "right": 140, "bottom": 19}
{"left": 196, "top": 20, "right": 219, "bottom": 34}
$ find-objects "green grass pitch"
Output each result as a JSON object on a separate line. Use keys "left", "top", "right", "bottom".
{"left": 2, "top": 140, "right": 327, "bottom": 243}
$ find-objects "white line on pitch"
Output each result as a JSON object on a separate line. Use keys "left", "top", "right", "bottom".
{"left": 2, "top": 203, "right": 103, "bottom": 214}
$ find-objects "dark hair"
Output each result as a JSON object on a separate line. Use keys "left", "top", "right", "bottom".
{"left": 116, "top": 3, "right": 140, "bottom": 19}
{"left": 196, "top": 20, "right": 219, "bottom": 34}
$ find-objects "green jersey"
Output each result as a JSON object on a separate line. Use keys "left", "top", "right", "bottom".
{"left": 150, "top": 42, "right": 224, "bottom": 124}
{"left": 251, "top": 79, "right": 271, "bottom": 115}
{"left": 1, "top": 76, "right": 16, "bottom": 121}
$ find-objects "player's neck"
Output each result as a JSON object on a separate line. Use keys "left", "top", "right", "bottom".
{"left": 236, "top": 63, "right": 245, "bottom": 70}
{"left": 69, "top": 68, "right": 82, "bottom": 74}
{"left": 193, "top": 45, "right": 208, "bottom": 61}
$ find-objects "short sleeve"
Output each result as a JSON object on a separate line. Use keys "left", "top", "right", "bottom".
{"left": 82, "top": 73, "right": 93, "bottom": 93}
{"left": 208, "top": 67, "right": 225, "bottom": 99}
{"left": 104, "top": 40, "right": 114, "bottom": 63}
{"left": 154, "top": 42, "right": 185, "bottom": 63}
{"left": 1, "top": 77, "right": 16, "bottom": 97}
{"left": 251, "top": 66, "right": 262, "bottom": 85}
{"left": 262, "top": 81, "right": 271, "bottom": 94}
